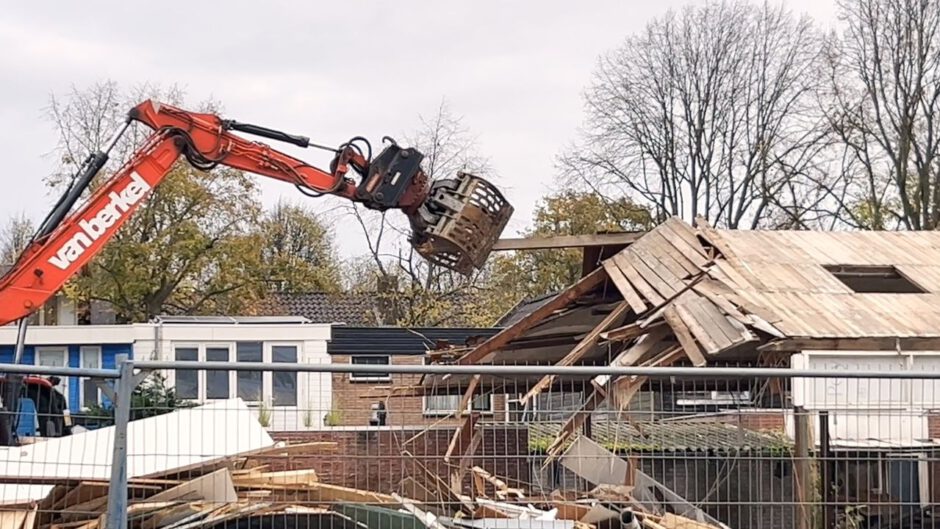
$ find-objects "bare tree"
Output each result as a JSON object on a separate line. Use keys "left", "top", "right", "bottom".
{"left": 0, "top": 213, "right": 35, "bottom": 265}
{"left": 561, "top": 1, "right": 830, "bottom": 229}
{"left": 824, "top": 0, "right": 940, "bottom": 230}
{"left": 346, "top": 100, "right": 506, "bottom": 326}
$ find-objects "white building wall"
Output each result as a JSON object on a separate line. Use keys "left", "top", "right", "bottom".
{"left": 0, "top": 321, "right": 332, "bottom": 431}
{"left": 790, "top": 350, "right": 940, "bottom": 446}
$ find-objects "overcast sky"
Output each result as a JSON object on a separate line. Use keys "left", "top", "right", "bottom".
{"left": 2, "top": 1, "right": 839, "bottom": 258}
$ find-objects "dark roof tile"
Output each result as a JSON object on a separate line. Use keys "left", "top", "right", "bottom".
{"left": 256, "top": 292, "right": 379, "bottom": 325}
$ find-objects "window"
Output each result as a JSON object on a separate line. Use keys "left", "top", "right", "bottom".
{"left": 236, "top": 342, "right": 263, "bottom": 402}
{"left": 174, "top": 346, "right": 199, "bottom": 399}
{"left": 205, "top": 346, "right": 231, "bottom": 400}
{"left": 824, "top": 265, "right": 926, "bottom": 294}
{"left": 35, "top": 347, "right": 68, "bottom": 398}
{"left": 505, "top": 395, "right": 531, "bottom": 422}
{"left": 79, "top": 346, "right": 101, "bottom": 408}
{"left": 272, "top": 345, "right": 297, "bottom": 407}
{"left": 424, "top": 394, "right": 492, "bottom": 416}
{"left": 350, "top": 356, "right": 390, "bottom": 381}
{"left": 675, "top": 390, "right": 752, "bottom": 407}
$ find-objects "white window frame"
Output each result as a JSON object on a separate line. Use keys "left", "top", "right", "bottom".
{"left": 423, "top": 394, "right": 494, "bottom": 417}
{"left": 171, "top": 343, "right": 203, "bottom": 401}
{"left": 203, "top": 343, "right": 235, "bottom": 401}
{"left": 349, "top": 355, "right": 391, "bottom": 382}
{"left": 268, "top": 342, "right": 301, "bottom": 408}
{"left": 505, "top": 393, "right": 537, "bottom": 422}
{"left": 79, "top": 346, "right": 102, "bottom": 410}
{"left": 166, "top": 341, "right": 303, "bottom": 407}
{"left": 35, "top": 346, "right": 68, "bottom": 398}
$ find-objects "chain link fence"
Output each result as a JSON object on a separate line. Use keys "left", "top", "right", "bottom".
{"left": 0, "top": 360, "right": 937, "bottom": 529}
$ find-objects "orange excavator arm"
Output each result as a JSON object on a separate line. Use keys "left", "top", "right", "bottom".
{"left": 0, "top": 100, "right": 512, "bottom": 327}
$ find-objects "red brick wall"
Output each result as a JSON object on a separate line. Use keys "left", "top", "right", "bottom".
{"left": 270, "top": 426, "right": 530, "bottom": 493}
{"left": 330, "top": 354, "right": 506, "bottom": 427}
{"left": 675, "top": 410, "right": 786, "bottom": 432}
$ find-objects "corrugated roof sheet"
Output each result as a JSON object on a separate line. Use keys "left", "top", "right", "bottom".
{"left": 329, "top": 326, "right": 501, "bottom": 355}
{"left": 528, "top": 420, "right": 791, "bottom": 453}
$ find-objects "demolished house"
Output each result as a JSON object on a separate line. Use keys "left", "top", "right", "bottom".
{"left": 413, "top": 217, "right": 940, "bottom": 528}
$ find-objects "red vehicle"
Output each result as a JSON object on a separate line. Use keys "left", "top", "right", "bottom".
{"left": 0, "top": 375, "right": 70, "bottom": 445}
{"left": 0, "top": 100, "right": 513, "bottom": 445}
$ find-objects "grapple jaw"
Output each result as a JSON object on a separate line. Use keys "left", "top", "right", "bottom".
{"left": 408, "top": 172, "right": 513, "bottom": 275}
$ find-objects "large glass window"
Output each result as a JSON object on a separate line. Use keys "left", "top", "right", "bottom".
{"left": 174, "top": 347, "right": 198, "bottom": 399}
{"left": 205, "top": 346, "right": 231, "bottom": 399}
{"left": 236, "top": 342, "right": 263, "bottom": 401}
{"left": 272, "top": 345, "right": 297, "bottom": 406}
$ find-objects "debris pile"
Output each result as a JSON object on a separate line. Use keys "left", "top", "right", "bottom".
{"left": 0, "top": 400, "right": 733, "bottom": 529}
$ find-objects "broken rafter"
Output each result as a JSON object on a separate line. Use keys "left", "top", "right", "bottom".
{"left": 522, "top": 301, "right": 631, "bottom": 404}
{"left": 458, "top": 267, "right": 608, "bottom": 365}
{"left": 662, "top": 306, "right": 707, "bottom": 366}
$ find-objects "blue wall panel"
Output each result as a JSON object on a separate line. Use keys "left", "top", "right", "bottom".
{"left": 0, "top": 342, "right": 133, "bottom": 412}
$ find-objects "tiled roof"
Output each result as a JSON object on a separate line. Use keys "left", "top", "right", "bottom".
{"left": 329, "top": 326, "right": 501, "bottom": 355}
{"left": 256, "top": 292, "right": 380, "bottom": 325}
{"left": 528, "top": 420, "right": 791, "bottom": 453}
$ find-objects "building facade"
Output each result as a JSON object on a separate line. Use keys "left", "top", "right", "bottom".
{"left": 0, "top": 317, "right": 331, "bottom": 430}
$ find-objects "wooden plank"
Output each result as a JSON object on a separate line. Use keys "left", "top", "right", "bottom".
{"left": 545, "top": 390, "right": 606, "bottom": 461}
{"left": 603, "top": 260, "right": 647, "bottom": 313}
{"left": 641, "top": 232, "right": 696, "bottom": 279}
{"left": 456, "top": 375, "right": 481, "bottom": 418}
{"left": 458, "top": 267, "right": 607, "bottom": 365}
{"left": 594, "top": 326, "right": 672, "bottom": 387}
{"left": 492, "top": 232, "right": 643, "bottom": 251}
{"left": 663, "top": 217, "right": 709, "bottom": 256}
{"left": 523, "top": 302, "right": 631, "bottom": 404}
{"left": 660, "top": 512, "right": 719, "bottom": 529}
{"left": 673, "top": 299, "right": 731, "bottom": 353}
{"left": 444, "top": 413, "right": 480, "bottom": 463}
{"left": 658, "top": 220, "right": 709, "bottom": 264}
{"left": 614, "top": 252, "right": 664, "bottom": 304}
{"left": 451, "top": 430, "right": 483, "bottom": 494}
{"left": 628, "top": 248, "right": 679, "bottom": 298}
{"left": 602, "top": 319, "right": 667, "bottom": 342}
{"left": 233, "top": 468, "right": 319, "bottom": 487}
{"left": 638, "top": 269, "right": 711, "bottom": 328}
{"left": 662, "top": 306, "right": 707, "bottom": 366}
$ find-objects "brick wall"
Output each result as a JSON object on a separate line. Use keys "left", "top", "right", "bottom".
{"left": 271, "top": 426, "right": 530, "bottom": 493}
{"left": 330, "top": 354, "right": 506, "bottom": 427}
{"left": 671, "top": 410, "right": 786, "bottom": 433}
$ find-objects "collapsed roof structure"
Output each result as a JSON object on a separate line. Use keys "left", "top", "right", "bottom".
{"left": 422, "top": 217, "right": 940, "bottom": 458}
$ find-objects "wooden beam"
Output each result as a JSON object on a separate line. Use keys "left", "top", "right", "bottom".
{"left": 458, "top": 267, "right": 608, "bottom": 365}
{"left": 522, "top": 302, "right": 631, "bottom": 404}
{"left": 444, "top": 413, "right": 480, "bottom": 463}
{"left": 759, "top": 336, "right": 940, "bottom": 352}
{"left": 662, "top": 306, "right": 707, "bottom": 366}
{"left": 492, "top": 232, "right": 643, "bottom": 251}
{"left": 603, "top": 259, "right": 647, "bottom": 313}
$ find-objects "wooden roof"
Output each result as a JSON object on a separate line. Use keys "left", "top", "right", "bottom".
{"left": 712, "top": 228, "right": 940, "bottom": 339}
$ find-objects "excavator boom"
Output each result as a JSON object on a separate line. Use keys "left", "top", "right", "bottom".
{"left": 0, "top": 100, "right": 512, "bottom": 328}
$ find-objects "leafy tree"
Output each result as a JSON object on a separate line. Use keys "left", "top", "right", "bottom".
{"left": 47, "top": 82, "right": 340, "bottom": 321}
{"left": 84, "top": 373, "right": 194, "bottom": 426}
{"left": 488, "top": 192, "right": 653, "bottom": 304}
{"left": 257, "top": 199, "right": 341, "bottom": 293}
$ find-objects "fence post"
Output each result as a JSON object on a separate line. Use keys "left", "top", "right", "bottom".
{"left": 105, "top": 354, "right": 136, "bottom": 529}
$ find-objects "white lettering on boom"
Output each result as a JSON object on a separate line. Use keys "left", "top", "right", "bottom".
{"left": 47, "top": 171, "right": 152, "bottom": 271}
